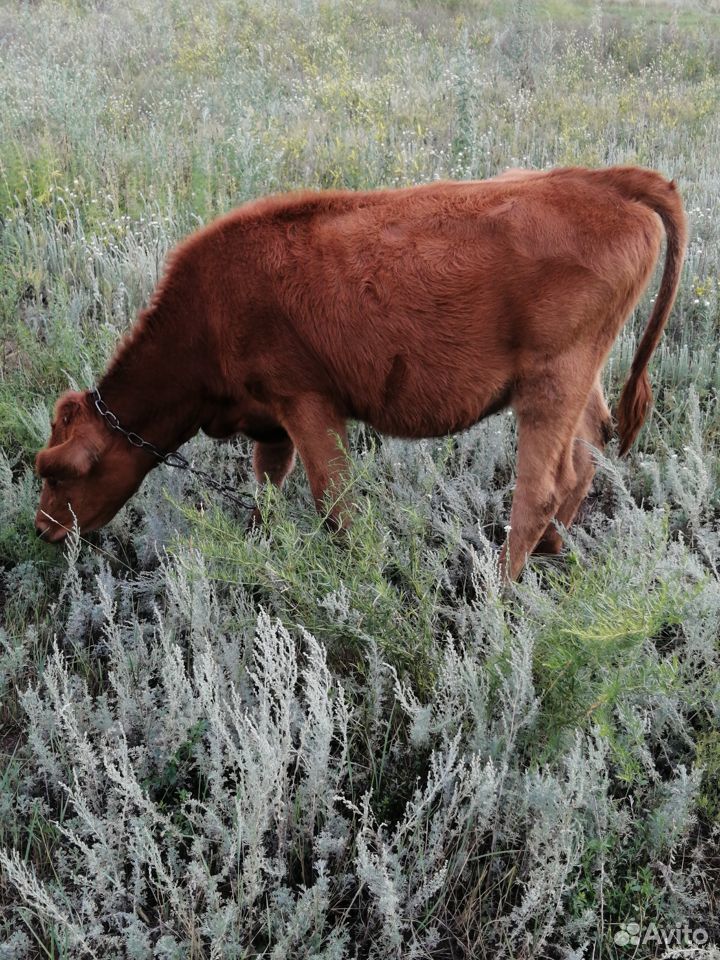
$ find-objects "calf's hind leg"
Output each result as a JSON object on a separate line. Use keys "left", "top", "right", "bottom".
{"left": 499, "top": 370, "right": 597, "bottom": 580}
{"left": 534, "top": 380, "right": 612, "bottom": 555}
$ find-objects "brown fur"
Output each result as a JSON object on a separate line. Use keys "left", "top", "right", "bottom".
{"left": 35, "top": 165, "right": 687, "bottom": 579}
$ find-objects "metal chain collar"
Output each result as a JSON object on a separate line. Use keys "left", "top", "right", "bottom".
{"left": 90, "top": 389, "right": 256, "bottom": 512}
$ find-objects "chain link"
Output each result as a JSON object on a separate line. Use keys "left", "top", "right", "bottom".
{"left": 90, "top": 389, "right": 256, "bottom": 512}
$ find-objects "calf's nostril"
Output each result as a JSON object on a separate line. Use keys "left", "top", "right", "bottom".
{"left": 35, "top": 525, "right": 46, "bottom": 538}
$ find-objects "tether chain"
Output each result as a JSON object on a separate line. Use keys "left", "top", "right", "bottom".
{"left": 90, "top": 389, "right": 256, "bottom": 512}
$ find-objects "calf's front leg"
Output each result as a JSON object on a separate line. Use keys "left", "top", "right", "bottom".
{"left": 253, "top": 435, "right": 297, "bottom": 487}
{"left": 248, "top": 435, "right": 297, "bottom": 529}
{"left": 282, "top": 395, "right": 351, "bottom": 530}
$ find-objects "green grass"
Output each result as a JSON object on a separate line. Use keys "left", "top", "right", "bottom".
{"left": 177, "top": 479, "right": 446, "bottom": 689}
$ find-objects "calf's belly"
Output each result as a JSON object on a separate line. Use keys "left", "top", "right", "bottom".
{"left": 354, "top": 373, "right": 512, "bottom": 439}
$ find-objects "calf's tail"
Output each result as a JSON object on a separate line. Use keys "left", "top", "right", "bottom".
{"left": 590, "top": 167, "right": 688, "bottom": 455}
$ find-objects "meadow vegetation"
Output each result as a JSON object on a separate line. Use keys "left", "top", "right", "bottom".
{"left": 1, "top": 0, "right": 720, "bottom": 956}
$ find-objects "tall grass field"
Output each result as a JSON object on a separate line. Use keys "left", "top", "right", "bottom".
{"left": 1, "top": 0, "right": 720, "bottom": 956}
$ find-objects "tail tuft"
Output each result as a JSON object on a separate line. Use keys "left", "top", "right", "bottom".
{"left": 616, "top": 369, "right": 652, "bottom": 456}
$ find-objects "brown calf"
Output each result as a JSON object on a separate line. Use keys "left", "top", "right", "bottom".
{"left": 35, "top": 166, "right": 687, "bottom": 579}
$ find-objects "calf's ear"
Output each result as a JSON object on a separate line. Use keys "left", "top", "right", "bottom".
{"left": 37, "top": 390, "right": 111, "bottom": 479}
{"left": 54, "top": 390, "right": 87, "bottom": 427}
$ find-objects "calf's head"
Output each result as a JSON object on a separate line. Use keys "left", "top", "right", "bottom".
{"left": 35, "top": 391, "right": 152, "bottom": 541}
